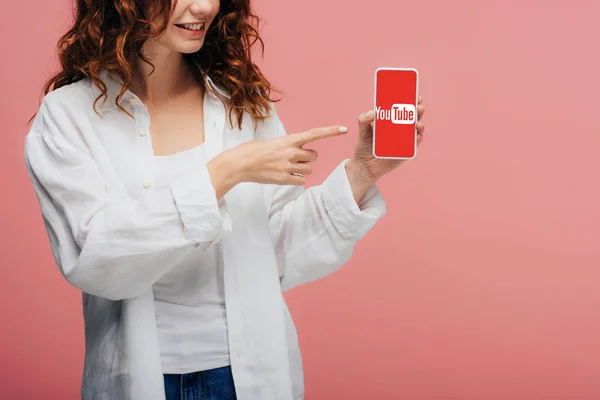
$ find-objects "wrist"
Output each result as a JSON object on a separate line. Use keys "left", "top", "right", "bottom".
{"left": 346, "top": 157, "right": 377, "bottom": 185}
{"left": 207, "top": 151, "right": 243, "bottom": 199}
{"left": 345, "top": 158, "right": 377, "bottom": 204}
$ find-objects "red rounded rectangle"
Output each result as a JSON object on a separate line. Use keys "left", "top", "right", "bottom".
{"left": 373, "top": 68, "right": 419, "bottom": 159}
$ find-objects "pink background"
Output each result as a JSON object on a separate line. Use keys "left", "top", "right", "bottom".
{"left": 2, "top": 0, "right": 600, "bottom": 398}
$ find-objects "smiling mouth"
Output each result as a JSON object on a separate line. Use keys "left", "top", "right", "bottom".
{"left": 175, "top": 23, "right": 205, "bottom": 31}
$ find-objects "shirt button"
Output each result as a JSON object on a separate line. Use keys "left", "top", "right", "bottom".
{"left": 142, "top": 180, "right": 151, "bottom": 188}
{"left": 194, "top": 243, "right": 200, "bottom": 248}
{"left": 139, "top": 130, "right": 148, "bottom": 136}
{"left": 129, "top": 98, "right": 140, "bottom": 106}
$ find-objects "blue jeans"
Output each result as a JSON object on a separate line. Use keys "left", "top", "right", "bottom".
{"left": 163, "top": 366, "right": 237, "bottom": 400}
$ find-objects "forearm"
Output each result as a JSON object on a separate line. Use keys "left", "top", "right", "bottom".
{"left": 345, "top": 157, "right": 378, "bottom": 204}
{"left": 206, "top": 151, "right": 242, "bottom": 200}
{"left": 270, "top": 159, "right": 386, "bottom": 291}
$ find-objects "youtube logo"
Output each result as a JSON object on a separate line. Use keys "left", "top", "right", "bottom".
{"left": 376, "top": 104, "right": 416, "bottom": 125}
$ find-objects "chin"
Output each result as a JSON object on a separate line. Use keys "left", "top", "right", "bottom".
{"left": 175, "top": 42, "right": 205, "bottom": 55}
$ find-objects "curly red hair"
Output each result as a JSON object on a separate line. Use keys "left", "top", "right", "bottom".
{"left": 41, "top": 0, "right": 280, "bottom": 129}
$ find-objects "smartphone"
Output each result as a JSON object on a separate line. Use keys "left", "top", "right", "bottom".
{"left": 372, "top": 67, "right": 419, "bottom": 159}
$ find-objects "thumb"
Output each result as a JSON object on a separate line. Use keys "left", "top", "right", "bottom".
{"left": 358, "top": 109, "right": 375, "bottom": 139}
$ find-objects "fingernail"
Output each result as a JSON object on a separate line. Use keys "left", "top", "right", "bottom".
{"left": 365, "top": 110, "right": 373, "bottom": 118}
{"left": 338, "top": 126, "right": 348, "bottom": 133}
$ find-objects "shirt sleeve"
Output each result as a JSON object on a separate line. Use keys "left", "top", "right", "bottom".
{"left": 24, "top": 101, "right": 231, "bottom": 301}
{"left": 265, "top": 109, "right": 387, "bottom": 292}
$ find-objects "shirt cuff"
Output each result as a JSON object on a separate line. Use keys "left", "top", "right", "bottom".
{"left": 169, "top": 164, "right": 232, "bottom": 244}
{"left": 321, "top": 159, "right": 386, "bottom": 240}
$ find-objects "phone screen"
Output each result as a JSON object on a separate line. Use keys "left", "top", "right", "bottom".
{"left": 373, "top": 68, "right": 419, "bottom": 159}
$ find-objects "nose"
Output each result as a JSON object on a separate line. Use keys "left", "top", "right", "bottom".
{"left": 189, "top": 0, "right": 213, "bottom": 16}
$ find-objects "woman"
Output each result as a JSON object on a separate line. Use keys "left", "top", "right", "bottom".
{"left": 24, "top": 0, "right": 425, "bottom": 399}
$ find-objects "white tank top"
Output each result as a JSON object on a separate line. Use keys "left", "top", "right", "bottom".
{"left": 152, "top": 143, "right": 230, "bottom": 374}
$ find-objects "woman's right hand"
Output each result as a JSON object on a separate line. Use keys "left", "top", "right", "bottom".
{"left": 207, "top": 125, "right": 348, "bottom": 198}
{"left": 237, "top": 125, "right": 348, "bottom": 185}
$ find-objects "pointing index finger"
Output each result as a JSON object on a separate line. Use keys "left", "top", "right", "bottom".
{"left": 292, "top": 125, "right": 348, "bottom": 146}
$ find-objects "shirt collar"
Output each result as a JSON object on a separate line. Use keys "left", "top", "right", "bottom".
{"left": 95, "top": 68, "right": 231, "bottom": 113}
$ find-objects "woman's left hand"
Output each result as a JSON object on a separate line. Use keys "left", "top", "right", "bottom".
{"left": 347, "top": 96, "right": 425, "bottom": 183}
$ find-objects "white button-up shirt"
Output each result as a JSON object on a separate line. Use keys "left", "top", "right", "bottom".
{"left": 23, "top": 70, "right": 386, "bottom": 399}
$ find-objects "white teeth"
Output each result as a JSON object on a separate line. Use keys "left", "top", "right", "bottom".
{"left": 181, "top": 23, "right": 204, "bottom": 31}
